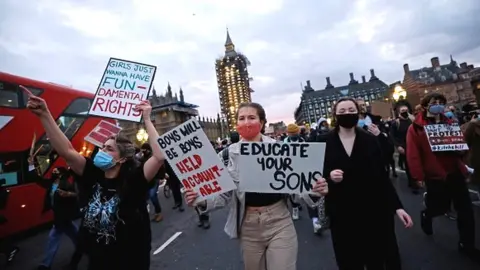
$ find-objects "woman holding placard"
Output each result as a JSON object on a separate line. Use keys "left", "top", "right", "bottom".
{"left": 22, "top": 85, "right": 165, "bottom": 270}
{"left": 322, "top": 97, "right": 413, "bottom": 269}
{"left": 185, "top": 102, "right": 329, "bottom": 270}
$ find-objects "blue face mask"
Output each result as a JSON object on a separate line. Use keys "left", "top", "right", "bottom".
{"left": 357, "top": 119, "right": 366, "bottom": 128}
{"left": 93, "top": 151, "right": 116, "bottom": 171}
{"left": 444, "top": 111, "right": 455, "bottom": 119}
{"left": 428, "top": 104, "right": 445, "bottom": 115}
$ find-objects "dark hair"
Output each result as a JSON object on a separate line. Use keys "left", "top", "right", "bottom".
{"left": 106, "top": 135, "right": 139, "bottom": 217}
{"left": 55, "top": 167, "right": 74, "bottom": 190}
{"left": 420, "top": 93, "right": 447, "bottom": 107}
{"left": 462, "top": 101, "right": 478, "bottom": 113}
{"left": 141, "top": 143, "right": 152, "bottom": 151}
{"left": 230, "top": 131, "right": 240, "bottom": 143}
{"left": 108, "top": 135, "right": 136, "bottom": 160}
{"left": 91, "top": 146, "right": 100, "bottom": 158}
{"left": 236, "top": 102, "right": 267, "bottom": 134}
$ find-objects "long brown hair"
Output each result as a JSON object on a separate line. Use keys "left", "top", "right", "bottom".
{"left": 105, "top": 135, "right": 141, "bottom": 217}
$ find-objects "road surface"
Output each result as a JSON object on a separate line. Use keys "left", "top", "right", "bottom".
{"left": 4, "top": 171, "right": 480, "bottom": 270}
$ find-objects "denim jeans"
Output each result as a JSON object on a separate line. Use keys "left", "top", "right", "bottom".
{"left": 40, "top": 221, "right": 78, "bottom": 267}
{"left": 149, "top": 180, "right": 162, "bottom": 214}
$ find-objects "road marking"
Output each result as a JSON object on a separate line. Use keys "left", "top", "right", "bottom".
{"left": 153, "top": 231, "right": 182, "bottom": 255}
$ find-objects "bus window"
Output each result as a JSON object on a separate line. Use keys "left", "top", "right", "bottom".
{"left": 64, "top": 98, "right": 92, "bottom": 115}
{"left": 0, "top": 81, "right": 20, "bottom": 108}
{"left": 0, "top": 154, "right": 21, "bottom": 186}
{"left": 30, "top": 98, "right": 90, "bottom": 178}
{"left": 21, "top": 86, "right": 43, "bottom": 105}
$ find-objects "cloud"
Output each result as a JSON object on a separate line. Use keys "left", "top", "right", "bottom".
{"left": 1, "top": 0, "right": 480, "bottom": 125}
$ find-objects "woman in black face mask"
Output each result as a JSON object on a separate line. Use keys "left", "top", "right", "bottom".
{"left": 321, "top": 97, "right": 413, "bottom": 270}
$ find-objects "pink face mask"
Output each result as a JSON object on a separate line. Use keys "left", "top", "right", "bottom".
{"left": 236, "top": 122, "right": 262, "bottom": 140}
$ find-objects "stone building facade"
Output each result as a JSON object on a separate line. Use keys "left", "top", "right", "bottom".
{"left": 294, "top": 69, "right": 389, "bottom": 126}
{"left": 195, "top": 115, "right": 228, "bottom": 142}
{"left": 402, "top": 56, "right": 477, "bottom": 107}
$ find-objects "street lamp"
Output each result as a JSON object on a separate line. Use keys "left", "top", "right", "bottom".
{"left": 136, "top": 128, "right": 148, "bottom": 144}
{"left": 392, "top": 84, "right": 407, "bottom": 101}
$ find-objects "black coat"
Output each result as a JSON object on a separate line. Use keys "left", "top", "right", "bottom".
{"left": 365, "top": 113, "right": 395, "bottom": 160}
{"left": 320, "top": 128, "right": 403, "bottom": 268}
{"left": 31, "top": 171, "right": 79, "bottom": 226}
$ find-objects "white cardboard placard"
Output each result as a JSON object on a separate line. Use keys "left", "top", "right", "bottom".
{"left": 156, "top": 119, "right": 236, "bottom": 202}
{"left": 238, "top": 142, "right": 326, "bottom": 194}
{"left": 88, "top": 58, "right": 156, "bottom": 122}
{"left": 424, "top": 124, "right": 468, "bottom": 152}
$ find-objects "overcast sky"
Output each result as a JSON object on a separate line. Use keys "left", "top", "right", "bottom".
{"left": 1, "top": 0, "right": 479, "bottom": 124}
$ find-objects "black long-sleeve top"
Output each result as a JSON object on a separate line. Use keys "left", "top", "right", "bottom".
{"left": 390, "top": 118, "right": 412, "bottom": 149}
{"left": 320, "top": 128, "right": 403, "bottom": 222}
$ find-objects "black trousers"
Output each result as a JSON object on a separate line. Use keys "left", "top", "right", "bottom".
{"left": 195, "top": 207, "right": 209, "bottom": 221}
{"left": 69, "top": 228, "right": 85, "bottom": 266}
{"left": 398, "top": 154, "right": 405, "bottom": 169}
{"left": 385, "top": 153, "right": 396, "bottom": 176}
{"left": 331, "top": 216, "right": 401, "bottom": 270}
{"left": 288, "top": 195, "right": 301, "bottom": 208}
{"left": 307, "top": 195, "right": 320, "bottom": 219}
{"left": 167, "top": 177, "right": 183, "bottom": 206}
{"left": 87, "top": 249, "right": 150, "bottom": 270}
{"left": 399, "top": 153, "right": 416, "bottom": 189}
{"left": 424, "top": 173, "right": 475, "bottom": 245}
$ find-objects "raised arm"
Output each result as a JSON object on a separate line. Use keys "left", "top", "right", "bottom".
{"left": 134, "top": 100, "right": 164, "bottom": 182}
{"left": 22, "top": 85, "right": 85, "bottom": 176}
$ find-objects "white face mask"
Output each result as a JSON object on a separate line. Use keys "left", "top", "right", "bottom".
{"left": 28, "top": 165, "right": 35, "bottom": 172}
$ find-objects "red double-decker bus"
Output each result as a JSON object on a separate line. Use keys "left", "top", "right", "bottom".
{"left": 0, "top": 72, "right": 114, "bottom": 238}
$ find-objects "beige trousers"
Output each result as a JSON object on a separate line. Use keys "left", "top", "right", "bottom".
{"left": 240, "top": 200, "right": 298, "bottom": 270}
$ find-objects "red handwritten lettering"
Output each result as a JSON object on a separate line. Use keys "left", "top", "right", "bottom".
{"left": 180, "top": 164, "right": 223, "bottom": 190}
{"left": 176, "top": 154, "right": 202, "bottom": 174}
{"left": 199, "top": 181, "right": 222, "bottom": 196}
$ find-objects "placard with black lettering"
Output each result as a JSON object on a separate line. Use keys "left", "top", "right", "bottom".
{"left": 238, "top": 142, "right": 326, "bottom": 194}
{"left": 156, "top": 119, "right": 236, "bottom": 202}
{"left": 88, "top": 58, "right": 157, "bottom": 122}
{"left": 424, "top": 123, "right": 468, "bottom": 152}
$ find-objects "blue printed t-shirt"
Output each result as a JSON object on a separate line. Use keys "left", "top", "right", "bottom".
{"left": 78, "top": 158, "right": 151, "bottom": 268}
